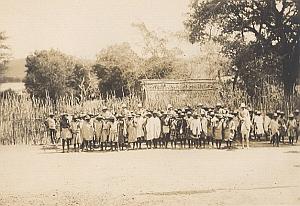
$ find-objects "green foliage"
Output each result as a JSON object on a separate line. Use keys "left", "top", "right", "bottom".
{"left": 93, "top": 64, "right": 129, "bottom": 98}
{"left": 67, "top": 62, "right": 99, "bottom": 100}
{"left": 24, "top": 49, "right": 76, "bottom": 100}
{"left": 0, "top": 32, "right": 11, "bottom": 77}
{"left": 95, "top": 43, "right": 142, "bottom": 95}
{"left": 132, "top": 23, "right": 183, "bottom": 79}
{"left": 185, "top": 0, "right": 300, "bottom": 95}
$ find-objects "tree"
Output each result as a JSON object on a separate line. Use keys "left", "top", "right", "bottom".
{"left": 0, "top": 32, "right": 11, "bottom": 78}
{"left": 96, "top": 43, "right": 141, "bottom": 91}
{"left": 67, "top": 62, "right": 99, "bottom": 101}
{"left": 24, "top": 49, "right": 76, "bottom": 100}
{"left": 185, "top": 0, "right": 300, "bottom": 96}
{"left": 132, "top": 22, "right": 183, "bottom": 79}
{"left": 93, "top": 64, "right": 129, "bottom": 98}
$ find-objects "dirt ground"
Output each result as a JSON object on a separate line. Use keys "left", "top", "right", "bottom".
{"left": 0, "top": 143, "right": 300, "bottom": 206}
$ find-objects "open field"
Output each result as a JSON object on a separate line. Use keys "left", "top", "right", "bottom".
{"left": 0, "top": 144, "right": 300, "bottom": 206}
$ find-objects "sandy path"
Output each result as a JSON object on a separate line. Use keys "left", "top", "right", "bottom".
{"left": 0, "top": 145, "right": 300, "bottom": 205}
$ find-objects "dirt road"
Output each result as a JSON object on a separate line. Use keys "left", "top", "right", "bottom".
{"left": 0, "top": 145, "right": 300, "bottom": 205}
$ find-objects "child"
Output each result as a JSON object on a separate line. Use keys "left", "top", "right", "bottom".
{"left": 269, "top": 113, "right": 280, "bottom": 147}
{"left": 287, "top": 114, "right": 297, "bottom": 145}
{"left": 176, "top": 113, "right": 187, "bottom": 148}
{"left": 45, "top": 113, "right": 57, "bottom": 144}
{"left": 135, "top": 113, "right": 145, "bottom": 149}
{"left": 223, "top": 115, "right": 235, "bottom": 149}
{"left": 169, "top": 115, "right": 178, "bottom": 148}
{"left": 214, "top": 115, "right": 223, "bottom": 149}
{"left": 60, "top": 113, "right": 71, "bottom": 153}
{"left": 253, "top": 111, "right": 264, "bottom": 141}
{"left": 190, "top": 113, "right": 201, "bottom": 149}
{"left": 200, "top": 112, "right": 208, "bottom": 148}
{"left": 161, "top": 113, "right": 170, "bottom": 149}
{"left": 109, "top": 117, "right": 118, "bottom": 151}
{"left": 70, "top": 115, "right": 80, "bottom": 152}
{"left": 101, "top": 117, "right": 111, "bottom": 151}
{"left": 93, "top": 115, "right": 103, "bottom": 149}
{"left": 127, "top": 115, "right": 137, "bottom": 150}
{"left": 80, "top": 115, "right": 94, "bottom": 151}
{"left": 117, "top": 114, "right": 126, "bottom": 151}
{"left": 185, "top": 111, "right": 193, "bottom": 148}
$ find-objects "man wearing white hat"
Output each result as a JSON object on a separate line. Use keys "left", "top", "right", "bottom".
{"left": 239, "top": 103, "right": 251, "bottom": 149}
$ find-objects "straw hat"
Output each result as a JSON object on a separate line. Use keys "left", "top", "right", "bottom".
{"left": 167, "top": 104, "right": 173, "bottom": 109}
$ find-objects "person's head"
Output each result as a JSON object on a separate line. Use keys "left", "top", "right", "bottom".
{"left": 167, "top": 104, "right": 173, "bottom": 111}
{"left": 146, "top": 112, "right": 152, "bottom": 118}
{"left": 102, "top": 106, "right": 108, "bottom": 112}
{"left": 121, "top": 103, "right": 127, "bottom": 109}
{"left": 197, "top": 103, "right": 203, "bottom": 108}
{"left": 96, "top": 115, "right": 103, "bottom": 121}
{"left": 85, "top": 115, "right": 91, "bottom": 122}
{"left": 240, "top": 103, "right": 246, "bottom": 109}
{"left": 256, "top": 111, "right": 261, "bottom": 116}
{"left": 108, "top": 116, "right": 115, "bottom": 122}
{"left": 49, "top": 113, "right": 54, "bottom": 118}
{"left": 216, "top": 103, "right": 222, "bottom": 108}
{"left": 288, "top": 113, "right": 294, "bottom": 119}
{"left": 187, "top": 111, "right": 192, "bottom": 117}
{"left": 61, "top": 113, "right": 67, "bottom": 119}
{"left": 228, "top": 114, "right": 234, "bottom": 120}
{"left": 294, "top": 109, "right": 299, "bottom": 115}
{"left": 273, "top": 113, "right": 278, "bottom": 119}
{"left": 193, "top": 112, "right": 198, "bottom": 119}
{"left": 178, "top": 113, "right": 185, "bottom": 118}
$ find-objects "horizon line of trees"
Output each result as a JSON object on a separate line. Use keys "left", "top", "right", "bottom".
{"left": 1, "top": 0, "right": 299, "bottom": 102}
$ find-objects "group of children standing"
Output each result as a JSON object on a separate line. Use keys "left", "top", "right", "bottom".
{"left": 44, "top": 103, "right": 300, "bottom": 153}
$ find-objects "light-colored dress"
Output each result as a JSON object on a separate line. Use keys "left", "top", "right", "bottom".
{"left": 127, "top": 120, "right": 137, "bottom": 142}
{"left": 136, "top": 117, "right": 146, "bottom": 138}
{"left": 80, "top": 121, "right": 94, "bottom": 141}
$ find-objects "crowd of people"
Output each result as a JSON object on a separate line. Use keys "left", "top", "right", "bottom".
{"left": 44, "top": 103, "right": 300, "bottom": 153}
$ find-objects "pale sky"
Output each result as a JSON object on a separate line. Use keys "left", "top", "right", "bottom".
{"left": 0, "top": 0, "right": 200, "bottom": 59}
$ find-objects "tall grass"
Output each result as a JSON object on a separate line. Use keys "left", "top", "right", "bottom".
{"left": 0, "top": 87, "right": 298, "bottom": 145}
{"left": 0, "top": 93, "right": 143, "bottom": 145}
